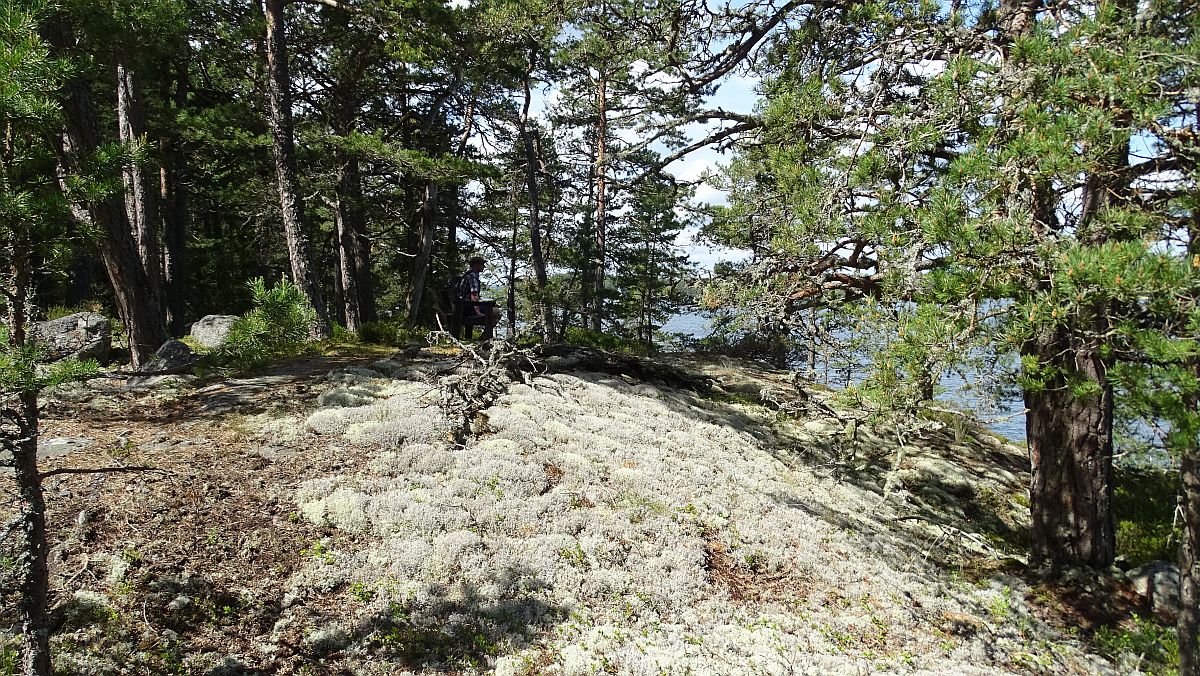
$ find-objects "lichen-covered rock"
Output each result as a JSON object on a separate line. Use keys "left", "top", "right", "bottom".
{"left": 279, "top": 366, "right": 1112, "bottom": 675}
{"left": 188, "top": 314, "right": 239, "bottom": 349}
{"left": 33, "top": 311, "right": 111, "bottom": 362}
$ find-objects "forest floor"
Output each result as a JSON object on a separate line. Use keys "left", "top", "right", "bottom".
{"left": 0, "top": 343, "right": 1171, "bottom": 675}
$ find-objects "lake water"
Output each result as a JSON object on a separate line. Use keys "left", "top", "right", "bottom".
{"left": 661, "top": 312, "right": 1029, "bottom": 442}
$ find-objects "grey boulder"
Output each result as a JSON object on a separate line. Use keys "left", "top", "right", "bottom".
{"left": 1127, "top": 561, "right": 1181, "bottom": 622}
{"left": 33, "top": 312, "right": 111, "bottom": 362}
{"left": 138, "top": 340, "right": 199, "bottom": 375}
{"left": 126, "top": 340, "right": 199, "bottom": 388}
{"left": 189, "top": 314, "right": 239, "bottom": 349}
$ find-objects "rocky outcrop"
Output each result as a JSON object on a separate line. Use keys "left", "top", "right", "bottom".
{"left": 188, "top": 315, "right": 239, "bottom": 349}
{"left": 127, "top": 340, "right": 199, "bottom": 388}
{"left": 33, "top": 312, "right": 111, "bottom": 362}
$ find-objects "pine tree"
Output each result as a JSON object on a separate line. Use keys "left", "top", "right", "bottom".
{"left": 1, "top": 4, "right": 96, "bottom": 672}
{"left": 706, "top": 0, "right": 1199, "bottom": 575}
{"left": 611, "top": 176, "right": 692, "bottom": 346}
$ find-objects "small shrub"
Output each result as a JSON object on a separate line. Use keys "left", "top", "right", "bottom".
{"left": 1094, "top": 614, "right": 1179, "bottom": 674}
{"left": 330, "top": 323, "right": 354, "bottom": 343}
{"left": 45, "top": 304, "right": 91, "bottom": 320}
{"left": 0, "top": 642, "right": 16, "bottom": 676}
{"left": 219, "top": 276, "right": 317, "bottom": 369}
{"left": 1114, "top": 467, "right": 1180, "bottom": 566}
{"left": 562, "top": 327, "right": 649, "bottom": 354}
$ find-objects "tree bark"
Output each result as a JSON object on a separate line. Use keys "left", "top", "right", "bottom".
{"left": 1023, "top": 322, "right": 1115, "bottom": 572}
{"left": 405, "top": 180, "right": 438, "bottom": 327}
{"left": 590, "top": 73, "right": 608, "bottom": 333}
{"left": 5, "top": 391, "right": 51, "bottom": 676}
{"left": 334, "top": 155, "right": 373, "bottom": 327}
{"left": 264, "top": 0, "right": 330, "bottom": 338}
{"left": 161, "top": 59, "right": 190, "bottom": 337}
{"left": 45, "top": 19, "right": 169, "bottom": 367}
{"left": 1181, "top": 441, "right": 1200, "bottom": 676}
{"left": 116, "top": 64, "right": 162, "bottom": 289}
{"left": 520, "top": 50, "right": 553, "bottom": 341}
{"left": 508, "top": 177, "right": 519, "bottom": 335}
{"left": 1180, "top": 207, "right": 1200, "bottom": 676}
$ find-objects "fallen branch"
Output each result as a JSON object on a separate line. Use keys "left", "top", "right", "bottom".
{"left": 40, "top": 465, "right": 167, "bottom": 479}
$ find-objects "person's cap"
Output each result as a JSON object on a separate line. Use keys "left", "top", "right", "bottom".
{"left": 469, "top": 256, "right": 486, "bottom": 265}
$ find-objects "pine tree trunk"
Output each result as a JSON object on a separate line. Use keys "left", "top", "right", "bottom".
{"left": 161, "top": 59, "right": 190, "bottom": 337}
{"left": 1023, "top": 324, "right": 1115, "bottom": 572}
{"left": 6, "top": 390, "right": 51, "bottom": 676}
{"left": 508, "top": 178, "right": 520, "bottom": 335}
{"left": 334, "top": 155, "right": 372, "bottom": 329}
{"left": 64, "top": 219, "right": 93, "bottom": 307}
{"left": 264, "top": 0, "right": 330, "bottom": 338}
{"left": 406, "top": 181, "right": 438, "bottom": 327}
{"left": 1180, "top": 322, "right": 1200, "bottom": 674}
{"left": 46, "top": 18, "right": 169, "bottom": 367}
{"left": 590, "top": 74, "right": 608, "bottom": 333}
{"left": 116, "top": 64, "right": 162, "bottom": 289}
{"left": 520, "top": 54, "right": 553, "bottom": 341}
{"left": 1181, "top": 443, "right": 1200, "bottom": 676}
{"left": 333, "top": 199, "right": 359, "bottom": 332}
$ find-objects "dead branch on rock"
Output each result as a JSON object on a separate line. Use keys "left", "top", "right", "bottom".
{"left": 427, "top": 331, "right": 543, "bottom": 443}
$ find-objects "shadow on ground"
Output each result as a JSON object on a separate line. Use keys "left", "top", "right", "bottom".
{"left": 303, "top": 566, "right": 566, "bottom": 672}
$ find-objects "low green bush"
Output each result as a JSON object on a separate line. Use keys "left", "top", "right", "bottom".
{"left": 218, "top": 277, "right": 317, "bottom": 369}
{"left": 1094, "top": 614, "right": 1179, "bottom": 675}
{"left": 358, "top": 319, "right": 427, "bottom": 347}
{"left": 562, "top": 326, "right": 650, "bottom": 355}
{"left": 1114, "top": 467, "right": 1181, "bottom": 567}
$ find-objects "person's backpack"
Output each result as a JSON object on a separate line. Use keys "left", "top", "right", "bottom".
{"left": 444, "top": 272, "right": 469, "bottom": 301}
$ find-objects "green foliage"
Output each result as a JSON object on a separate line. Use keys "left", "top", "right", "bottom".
{"left": 562, "top": 327, "right": 650, "bottom": 355}
{"left": 609, "top": 178, "right": 694, "bottom": 346}
{"left": 44, "top": 305, "right": 78, "bottom": 321}
{"left": 1094, "top": 615, "right": 1179, "bottom": 675}
{"left": 218, "top": 277, "right": 317, "bottom": 369}
{"left": 0, "top": 642, "right": 15, "bottom": 676}
{"left": 358, "top": 320, "right": 427, "bottom": 347}
{"left": 1114, "top": 468, "right": 1182, "bottom": 566}
{"left": 0, "top": 326, "right": 98, "bottom": 395}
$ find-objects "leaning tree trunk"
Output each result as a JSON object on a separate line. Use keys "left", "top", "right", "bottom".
{"left": 1023, "top": 323, "right": 1115, "bottom": 572}
{"left": 45, "top": 19, "right": 169, "bottom": 367}
{"left": 264, "top": 0, "right": 330, "bottom": 338}
{"left": 5, "top": 390, "right": 51, "bottom": 676}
